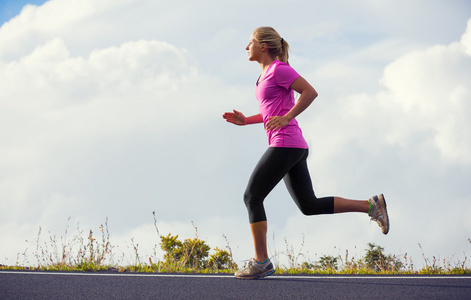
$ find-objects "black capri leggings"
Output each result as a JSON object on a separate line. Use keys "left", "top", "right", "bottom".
{"left": 244, "top": 147, "right": 334, "bottom": 223}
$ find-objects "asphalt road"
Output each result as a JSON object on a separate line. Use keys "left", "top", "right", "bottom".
{"left": 1, "top": 271, "right": 470, "bottom": 299}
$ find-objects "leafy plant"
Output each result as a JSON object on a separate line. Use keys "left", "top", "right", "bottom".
{"left": 159, "top": 233, "right": 238, "bottom": 271}
{"left": 364, "top": 243, "right": 403, "bottom": 272}
{"left": 209, "top": 247, "right": 237, "bottom": 270}
{"left": 318, "top": 255, "right": 339, "bottom": 270}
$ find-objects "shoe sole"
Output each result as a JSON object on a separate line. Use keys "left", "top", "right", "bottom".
{"left": 235, "top": 268, "right": 275, "bottom": 280}
{"left": 378, "top": 194, "right": 390, "bottom": 235}
{"left": 256, "top": 268, "right": 275, "bottom": 279}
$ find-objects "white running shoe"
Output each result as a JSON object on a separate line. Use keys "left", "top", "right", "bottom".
{"left": 234, "top": 258, "right": 275, "bottom": 279}
{"left": 368, "top": 194, "right": 389, "bottom": 235}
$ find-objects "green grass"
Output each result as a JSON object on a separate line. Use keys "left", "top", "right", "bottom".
{"left": 1, "top": 214, "right": 470, "bottom": 275}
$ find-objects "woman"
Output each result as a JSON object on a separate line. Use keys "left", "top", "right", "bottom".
{"left": 223, "top": 27, "right": 389, "bottom": 280}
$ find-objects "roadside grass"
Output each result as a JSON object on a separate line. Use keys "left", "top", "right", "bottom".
{"left": 1, "top": 214, "right": 470, "bottom": 275}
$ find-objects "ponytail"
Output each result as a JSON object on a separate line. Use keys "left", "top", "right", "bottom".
{"left": 253, "top": 27, "right": 290, "bottom": 64}
{"left": 279, "top": 37, "right": 289, "bottom": 64}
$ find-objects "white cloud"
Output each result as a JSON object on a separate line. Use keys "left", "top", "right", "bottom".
{"left": 380, "top": 32, "right": 471, "bottom": 164}
{"left": 305, "top": 17, "right": 471, "bottom": 171}
{"left": 462, "top": 19, "right": 471, "bottom": 55}
{"left": 0, "top": 35, "right": 239, "bottom": 228}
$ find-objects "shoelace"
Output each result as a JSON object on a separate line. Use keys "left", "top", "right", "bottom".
{"left": 240, "top": 259, "right": 256, "bottom": 268}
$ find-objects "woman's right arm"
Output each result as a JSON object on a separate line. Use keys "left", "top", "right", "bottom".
{"left": 223, "top": 109, "right": 263, "bottom": 126}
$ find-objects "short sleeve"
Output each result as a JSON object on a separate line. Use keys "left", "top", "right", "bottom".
{"left": 274, "top": 62, "right": 300, "bottom": 90}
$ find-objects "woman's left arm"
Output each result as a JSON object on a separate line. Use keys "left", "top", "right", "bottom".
{"left": 265, "top": 76, "right": 318, "bottom": 131}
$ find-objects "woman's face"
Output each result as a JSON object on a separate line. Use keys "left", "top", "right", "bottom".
{"left": 246, "top": 33, "right": 262, "bottom": 61}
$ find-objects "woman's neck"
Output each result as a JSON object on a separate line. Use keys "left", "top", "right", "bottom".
{"left": 258, "top": 56, "right": 275, "bottom": 76}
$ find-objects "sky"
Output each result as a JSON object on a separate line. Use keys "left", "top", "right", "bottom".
{"left": 1, "top": 0, "right": 470, "bottom": 268}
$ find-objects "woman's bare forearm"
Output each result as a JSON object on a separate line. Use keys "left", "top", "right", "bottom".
{"left": 245, "top": 114, "right": 263, "bottom": 125}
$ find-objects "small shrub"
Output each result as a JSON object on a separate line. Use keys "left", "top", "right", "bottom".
{"left": 318, "top": 255, "right": 338, "bottom": 270}
{"left": 364, "top": 243, "right": 403, "bottom": 272}
{"left": 209, "top": 247, "right": 237, "bottom": 270}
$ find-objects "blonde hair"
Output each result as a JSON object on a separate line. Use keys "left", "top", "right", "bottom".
{"left": 253, "top": 26, "right": 289, "bottom": 64}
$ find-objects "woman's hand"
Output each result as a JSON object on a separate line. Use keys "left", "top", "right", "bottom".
{"left": 223, "top": 109, "right": 246, "bottom": 126}
{"left": 265, "top": 115, "right": 290, "bottom": 131}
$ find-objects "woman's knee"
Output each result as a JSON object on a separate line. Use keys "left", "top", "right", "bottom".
{"left": 244, "top": 191, "right": 262, "bottom": 207}
{"left": 297, "top": 197, "right": 335, "bottom": 215}
{"left": 298, "top": 204, "right": 318, "bottom": 216}
{"left": 243, "top": 190, "right": 252, "bottom": 206}
{"left": 243, "top": 193, "right": 267, "bottom": 223}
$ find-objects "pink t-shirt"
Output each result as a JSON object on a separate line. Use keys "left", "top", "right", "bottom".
{"left": 255, "top": 60, "right": 308, "bottom": 148}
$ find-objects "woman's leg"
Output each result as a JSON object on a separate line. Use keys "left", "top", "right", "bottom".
{"left": 284, "top": 149, "right": 369, "bottom": 215}
{"left": 250, "top": 221, "right": 268, "bottom": 263}
{"left": 284, "top": 149, "right": 335, "bottom": 215}
{"left": 244, "top": 148, "right": 306, "bottom": 261}
{"left": 334, "top": 197, "right": 370, "bottom": 213}
{"left": 284, "top": 152, "right": 389, "bottom": 234}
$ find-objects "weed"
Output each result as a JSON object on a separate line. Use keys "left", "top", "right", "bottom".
{"left": 283, "top": 234, "right": 305, "bottom": 269}
{"left": 1, "top": 214, "right": 470, "bottom": 275}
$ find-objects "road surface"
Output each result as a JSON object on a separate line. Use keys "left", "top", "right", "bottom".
{"left": 1, "top": 271, "right": 470, "bottom": 299}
